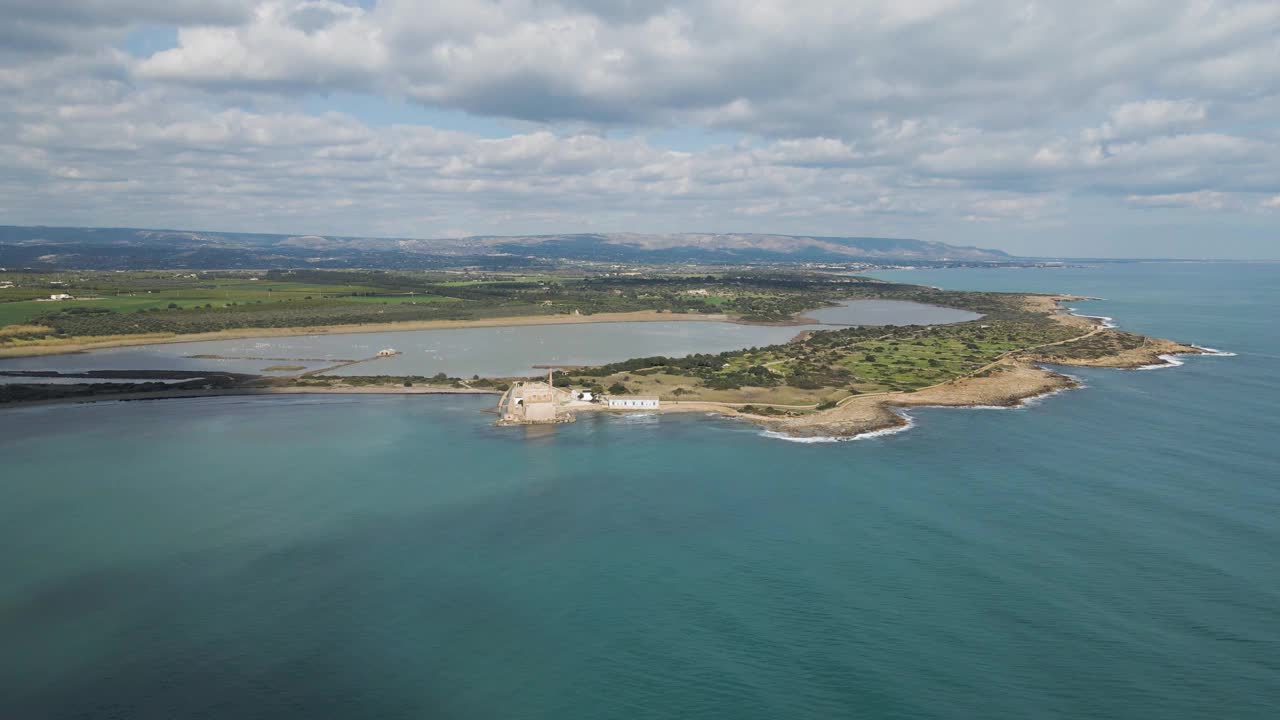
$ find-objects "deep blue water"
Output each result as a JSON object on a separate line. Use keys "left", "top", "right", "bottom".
{"left": 2, "top": 262, "right": 1277, "bottom": 719}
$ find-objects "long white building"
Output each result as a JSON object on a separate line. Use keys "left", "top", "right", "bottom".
{"left": 606, "top": 396, "right": 660, "bottom": 410}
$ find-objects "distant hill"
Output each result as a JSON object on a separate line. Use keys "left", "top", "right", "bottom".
{"left": 0, "top": 226, "right": 1013, "bottom": 270}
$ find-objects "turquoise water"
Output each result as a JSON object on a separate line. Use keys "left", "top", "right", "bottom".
{"left": 2, "top": 263, "right": 1277, "bottom": 719}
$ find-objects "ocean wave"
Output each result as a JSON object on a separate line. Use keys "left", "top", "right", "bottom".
{"left": 1135, "top": 354, "right": 1185, "bottom": 370}
{"left": 758, "top": 411, "right": 916, "bottom": 443}
{"left": 1017, "top": 381, "right": 1082, "bottom": 406}
{"left": 916, "top": 384, "right": 1081, "bottom": 414}
{"left": 1192, "top": 345, "right": 1237, "bottom": 357}
{"left": 1136, "top": 344, "right": 1237, "bottom": 370}
{"left": 1066, "top": 308, "right": 1117, "bottom": 328}
{"left": 853, "top": 412, "right": 916, "bottom": 439}
{"left": 757, "top": 377, "right": 1089, "bottom": 444}
{"left": 757, "top": 431, "right": 850, "bottom": 443}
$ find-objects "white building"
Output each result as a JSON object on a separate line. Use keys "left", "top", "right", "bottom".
{"left": 607, "top": 396, "right": 660, "bottom": 410}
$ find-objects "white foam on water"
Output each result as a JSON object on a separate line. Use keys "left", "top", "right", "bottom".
{"left": 1192, "top": 345, "right": 1237, "bottom": 357}
{"left": 1017, "top": 376, "right": 1085, "bottom": 406}
{"left": 1134, "top": 344, "right": 1238, "bottom": 370}
{"left": 1136, "top": 354, "right": 1185, "bottom": 370}
{"left": 1066, "top": 308, "right": 1117, "bottom": 328}
{"left": 852, "top": 413, "right": 917, "bottom": 439}
{"left": 758, "top": 410, "right": 915, "bottom": 443}
{"left": 756, "top": 374, "right": 1090, "bottom": 445}
{"left": 911, "top": 381, "right": 1082, "bottom": 414}
{"left": 758, "top": 431, "right": 850, "bottom": 444}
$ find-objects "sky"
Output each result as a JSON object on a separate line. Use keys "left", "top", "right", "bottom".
{"left": 1, "top": 1, "right": 1277, "bottom": 259}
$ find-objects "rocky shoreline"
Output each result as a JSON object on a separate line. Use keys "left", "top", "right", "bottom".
{"left": 728, "top": 298, "right": 1210, "bottom": 440}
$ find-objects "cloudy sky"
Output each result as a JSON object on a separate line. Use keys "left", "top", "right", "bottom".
{"left": 2, "top": 0, "right": 1277, "bottom": 258}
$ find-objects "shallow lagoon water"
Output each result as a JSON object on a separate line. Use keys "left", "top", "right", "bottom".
{"left": 2, "top": 264, "right": 1277, "bottom": 719}
{"left": 0, "top": 375, "right": 201, "bottom": 385}
{"left": 0, "top": 344, "right": 334, "bottom": 376}
{"left": 802, "top": 298, "right": 979, "bottom": 325}
{"left": 0, "top": 299, "right": 974, "bottom": 378}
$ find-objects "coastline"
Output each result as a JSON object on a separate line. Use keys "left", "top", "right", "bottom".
{"left": 750, "top": 359, "right": 1078, "bottom": 440}
{"left": 1, "top": 294, "right": 1224, "bottom": 442}
{"left": 725, "top": 297, "right": 1212, "bottom": 440}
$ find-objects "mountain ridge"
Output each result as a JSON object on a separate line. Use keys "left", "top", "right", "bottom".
{"left": 0, "top": 225, "right": 1012, "bottom": 269}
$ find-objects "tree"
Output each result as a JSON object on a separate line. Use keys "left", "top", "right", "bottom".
{"left": 608, "top": 382, "right": 629, "bottom": 395}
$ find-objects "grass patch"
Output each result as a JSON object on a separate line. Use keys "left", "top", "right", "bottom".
{"left": 0, "top": 323, "right": 53, "bottom": 338}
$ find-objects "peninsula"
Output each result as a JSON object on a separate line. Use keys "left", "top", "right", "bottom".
{"left": 521, "top": 292, "right": 1204, "bottom": 438}
{"left": 0, "top": 268, "right": 1206, "bottom": 438}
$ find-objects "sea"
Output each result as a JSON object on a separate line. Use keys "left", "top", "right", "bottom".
{"left": 1, "top": 262, "right": 1276, "bottom": 719}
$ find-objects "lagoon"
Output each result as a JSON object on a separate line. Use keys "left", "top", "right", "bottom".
{"left": 802, "top": 298, "right": 980, "bottom": 325}
{"left": 0, "top": 299, "right": 977, "bottom": 378}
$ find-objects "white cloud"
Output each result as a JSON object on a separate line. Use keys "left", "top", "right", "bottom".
{"left": 1, "top": 0, "right": 1279, "bottom": 257}
{"left": 119, "top": 1, "right": 1280, "bottom": 134}
{"left": 1124, "top": 191, "right": 1232, "bottom": 210}
{"left": 1085, "top": 99, "right": 1208, "bottom": 142}
{"left": 0, "top": 0, "right": 250, "bottom": 60}
{"left": 137, "top": 1, "right": 384, "bottom": 91}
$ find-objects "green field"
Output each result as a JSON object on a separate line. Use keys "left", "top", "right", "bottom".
{"left": 0, "top": 273, "right": 459, "bottom": 327}
{"left": 1, "top": 269, "right": 875, "bottom": 339}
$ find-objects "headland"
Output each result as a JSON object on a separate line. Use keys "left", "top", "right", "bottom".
{"left": 0, "top": 269, "right": 1214, "bottom": 439}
